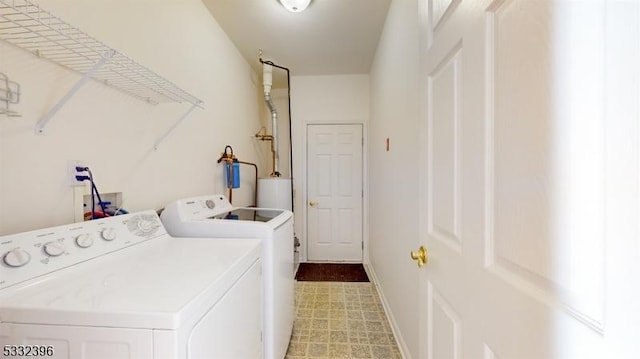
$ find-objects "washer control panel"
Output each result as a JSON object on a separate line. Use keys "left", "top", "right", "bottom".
{"left": 0, "top": 210, "right": 166, "bottom": 290}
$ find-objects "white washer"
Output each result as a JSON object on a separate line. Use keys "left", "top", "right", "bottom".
{"left": 160, "top": 194, "right": 294, "bottom": 359}
{"left": 0, "top": 210, "right": 262, "bottom": 359}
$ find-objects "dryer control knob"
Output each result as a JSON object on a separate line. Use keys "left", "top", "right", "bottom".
{"left": 43, "top": 241, "right": 66, "bottom": 257}
{"left": 101, "top": 228, "right": 117, "bottom": 241}
{"left": 75, "top": 233, "right": 94, "bottom": 248}
{"left": 3, "top": 248, "right": 31, "bottom": 267}
{"left": 205, "top": 200, "right": 215, "bottom": 209}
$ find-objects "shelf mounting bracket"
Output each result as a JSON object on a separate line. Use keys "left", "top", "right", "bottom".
{"left": 35, "top": 50, "right": 115, "bottom": 135}
{"left": 153, "top": 101, "right": 203, "bottom": 150}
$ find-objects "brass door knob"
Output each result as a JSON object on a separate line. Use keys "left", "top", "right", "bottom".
{"left": 410, "top": 246, "right": 428, "bottom": 268}
{"left": 309, "top": 200, "right": 318, "bottom": 207}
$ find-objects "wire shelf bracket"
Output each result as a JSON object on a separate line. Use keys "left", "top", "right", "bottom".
{"left": 0, "top": 0, "right": 204, "bottom": 134}
{"left": 35, "top": 50, "right": 114, "bottom": 134}
{"left": 0, "top": 71, "right": 20, "bottom": 116}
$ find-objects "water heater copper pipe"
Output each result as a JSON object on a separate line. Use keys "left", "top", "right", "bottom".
{"left": 238, "top": 160, "right": 259, "bottom": 207}
{"left": 255, "top": 133, "right": 278, "bottom": 176}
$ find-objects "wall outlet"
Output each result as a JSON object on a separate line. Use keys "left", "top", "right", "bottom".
{"left": 68, "top": 160, "right": 87, "bottom": 187}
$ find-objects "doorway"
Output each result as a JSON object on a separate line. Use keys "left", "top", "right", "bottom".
{"left": 306, "top": 124, "right": 363, "bottom": 262}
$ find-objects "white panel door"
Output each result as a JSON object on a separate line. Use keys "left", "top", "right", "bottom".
{"left": 417, "top": 1, "right": 640, "bottom": 358}
{"left": 307, "top": 124, "right": 363, "bottom": 262}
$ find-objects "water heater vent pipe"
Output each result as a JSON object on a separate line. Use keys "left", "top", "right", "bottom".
{"left": 263, "top": 63, "right": 280, "bottom": 176}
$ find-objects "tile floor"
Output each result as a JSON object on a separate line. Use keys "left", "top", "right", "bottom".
{"left": 286, "top": 281, "right": 402, "bottom": 359}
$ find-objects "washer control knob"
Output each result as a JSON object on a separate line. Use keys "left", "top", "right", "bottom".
{"left": 75, "top": 233, "right": 94, "bottom": 248}
{"left": 205, "top": 200, "right": 215, "bottom": 209}
{"left": 43, "top": 241, "right": 66, "bottom": 257}
{"left": 101, "top": 228, "right": 116, "bottom": 241}
{"left": 3, "top": 248, "right": 31, "bottom": 267}
{"left": 138, "top": 220, "right": 152, "bottom": 233}
{"left": 127, "top": 214, "right": 160, "bottom": 237}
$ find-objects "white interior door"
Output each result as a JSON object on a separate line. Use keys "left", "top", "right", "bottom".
{"left": 307, "top": 124, "right": 363, "bottom": 262}
{"left": 417, "top": 1, "right": 640, "bottom": 358}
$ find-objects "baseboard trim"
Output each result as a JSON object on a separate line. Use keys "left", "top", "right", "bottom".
{"left": 363, "top": 263, "right": 411, "bottom": 359}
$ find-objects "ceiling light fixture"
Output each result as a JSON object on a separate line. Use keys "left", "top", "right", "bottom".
{"left": 279, "top": 0, "right": 311, "bottom": 13}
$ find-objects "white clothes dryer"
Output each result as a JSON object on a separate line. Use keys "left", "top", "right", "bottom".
{"left": 0, "top": 211, "right": 262, "bottom": 359}
{"left": 160, "top": 195, "right": 294, "bottom": 359}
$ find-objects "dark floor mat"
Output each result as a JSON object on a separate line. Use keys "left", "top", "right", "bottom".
{"left": 295, "top": 263, "right": 370, "bottom": 282}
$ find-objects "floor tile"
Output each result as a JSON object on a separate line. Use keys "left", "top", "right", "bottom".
{"left": 308, "top": 343, "right": 328, "bottom": 357}
{"left": 287, "top": 281, "right": 402, "bottom": 358}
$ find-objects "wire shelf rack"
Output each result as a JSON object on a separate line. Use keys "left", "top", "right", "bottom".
{"left": 0, "top": 0, "right": 203, "bottom": 138}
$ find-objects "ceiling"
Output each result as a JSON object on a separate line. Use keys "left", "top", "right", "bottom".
{"left": 201, "top": 0, "right": 392, "bottom": 88}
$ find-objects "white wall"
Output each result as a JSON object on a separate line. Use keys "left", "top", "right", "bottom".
{"left": 369, "top": 0, "right": 421, "bottom": 358}
{"left": 0, "top": 0, "right": 266, "bottom": 235}
{"left": 290, "top": 74, "right": 370, "bottom": 262}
